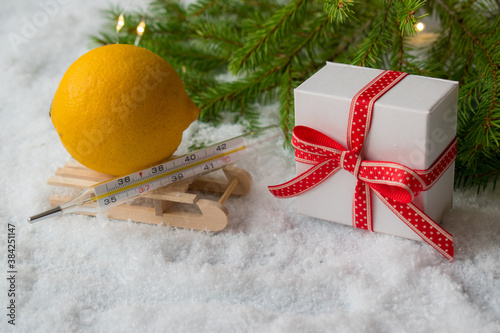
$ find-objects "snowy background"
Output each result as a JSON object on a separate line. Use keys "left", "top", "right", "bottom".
{"left": 1, "top": 1, "right": 500, "bottom": 332}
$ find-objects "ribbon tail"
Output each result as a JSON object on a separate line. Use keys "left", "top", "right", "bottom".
{"left": 269, "top": 160, "right": 340, "bottom": 198}
{"left": 353, "top": 181, "right": 373, "bottom": 232}
{"left": 372, "top": 189, "right": 454, "bottom": 261}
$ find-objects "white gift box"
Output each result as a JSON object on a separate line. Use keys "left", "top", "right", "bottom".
{"left": 294, "top": 62, "right": 458, "bottom": 241}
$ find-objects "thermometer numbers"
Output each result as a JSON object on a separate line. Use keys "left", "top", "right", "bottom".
{"left": 117, "top": 176, "right": 130, "bottom": 186}
{"left": 216, "top": 144, "right": 227, "bottom": 151}
{"left": 138, "top": 184, "right": 150, "bottom": 193}
{"left": 103, "top": 196, "right": 117, "bottom": 205}
{"left": 171, "top": 173, "right": 184, "bottom": 182}
{"left": 203, "top": 163, "right": 215, "bottom": 171}
{"left": 184, "top": 154, "right": 196, "bottom": 162}
{"left": 151, "top": 165, "right": 164, "bottom": 174}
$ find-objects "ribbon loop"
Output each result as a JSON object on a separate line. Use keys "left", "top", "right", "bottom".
{"left": 286, "top": 126, "right": 456, "bottom": 205}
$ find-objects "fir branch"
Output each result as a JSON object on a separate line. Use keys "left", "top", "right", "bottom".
{"left": 433, "top": 0, "right": 499, "bottom": 166}
{"left": 287, "top": 14, "right": 332, "bottom": 66}
{"left": 193, "top": 21, "right": 243, "bottom": 48}
{"left": 394, "top": 23, "right": 405, "bottom": 71}
{"left": 194, "top": 65, "right": 284, "bottom": 123}
{"left": 150, "top": 0, "right": 187, "bottom": 21}
{"left": 459, "top": 50, "right": 475, "bottom": 86}
{"left": 395, "top": 0, "right": 427, "bottom": 36}
{"left": 188, "top": 0, "right": 219, "bottom": 17}
{"left": 320, "top": 0, "right": 356, "bottom": 23}
{"left": 228, "top": 0, "right": 308, "bottom": 73}
{"left": 352, "top": 0, "right": 394, "bottom": 67}
{"left": 279, "top": 65, "right": 294, "bottom": 143}
{"left": 325, "top": 19, "right": 372, "bottom": 63}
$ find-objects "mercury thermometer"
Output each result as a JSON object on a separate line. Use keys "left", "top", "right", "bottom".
{"left": 28, "top": 125, "right": 282, "bottom": 223}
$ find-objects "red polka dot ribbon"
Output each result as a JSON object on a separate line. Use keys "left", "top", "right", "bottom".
{"left": 269, "top": 70, "right": 456, "bottom": 261}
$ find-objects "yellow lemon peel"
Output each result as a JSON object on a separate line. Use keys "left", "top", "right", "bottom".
{"left": 51, "top": 44, "right": 199, "bottom": 176}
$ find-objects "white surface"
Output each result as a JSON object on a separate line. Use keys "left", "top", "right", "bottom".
{"left": 1, "top": 1, "right": 500, "bottom": 332}
{"left": 295, "top": 62, "right": 457, "bottom": 241}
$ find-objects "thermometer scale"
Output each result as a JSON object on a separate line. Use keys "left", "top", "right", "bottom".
{"left": 28, "top": 125, "right": 281, "bottom": 223}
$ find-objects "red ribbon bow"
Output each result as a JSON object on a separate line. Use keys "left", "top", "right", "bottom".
{"left": 269, "top": 70, "right": 456, "bottom": 261}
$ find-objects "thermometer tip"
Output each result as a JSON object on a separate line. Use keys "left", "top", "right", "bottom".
{"left": 28, "top": 206, "right": 62, "bottom": 223}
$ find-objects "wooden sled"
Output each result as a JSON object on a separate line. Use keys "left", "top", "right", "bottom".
{"left": 47, "top": 161, "right": 252, "bottom": 231}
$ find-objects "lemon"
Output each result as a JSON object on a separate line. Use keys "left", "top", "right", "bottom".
{"left": 50, "top": 44, "right": 199, "bottom": 176}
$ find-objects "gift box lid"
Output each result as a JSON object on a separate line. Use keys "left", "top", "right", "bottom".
{"left": 296, "top": 62, "right": 458, "bottom": 114}
{"left": 294, "top": 62, "right": 458, "bottom": 170}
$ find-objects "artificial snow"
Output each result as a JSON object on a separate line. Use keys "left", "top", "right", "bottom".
{"left": 1, "top": 1, "right": 500, "bottom": 332}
